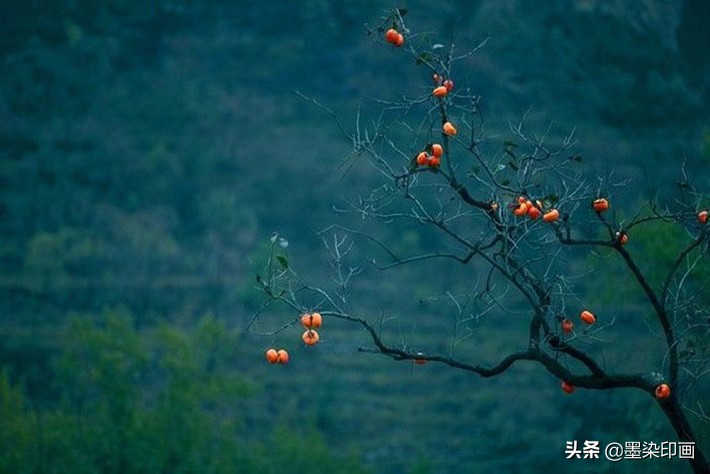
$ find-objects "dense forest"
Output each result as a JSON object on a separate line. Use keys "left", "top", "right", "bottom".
{"left": 1, "top": 1, "right": 708, "bottom": 472}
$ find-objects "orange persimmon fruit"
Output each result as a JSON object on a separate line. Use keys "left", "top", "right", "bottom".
{"left": 443, "top": 79, "right": 454, "bottom": 91}
{"left": 277, "top": 349, "right": 289, "bottom": 364}
{"left": 301, "top": 312, "right": 322, "bottom": 329}
{"left": 698, "top": 210, "right": 708, "bottom": 224}
{"left": 561, "top": 381, "right": 575, "bottom": 394}
{"left": 431, "top": 143, "right": 443, "bottom": 157}
{"left": 416, "top": 151, "right": 429, "bottom": 166}
{"left": 562, "top": 319, "right": 573, "bottom": 334}
{"left": 414, "top": 352, "right": 427, "bottom": 365}
{"left": 543, "top": 209, "right": 560, "bottom": 222}
{"left": 513, "top": 202, "right": 528, "bottom": 217}
{"left": 433, "top": 86, "right": 448, "bottom": 97}
{"left": 616, "top": 231, "right": 628, "bottom": 245}
{"left": 265, "top": 348, "right": 279, "bottom": 364}
{"left": 385, "top": 28, "right": 399, "bottom": 44}
{"left": 580, "top": 310, "right": 596, "bottom": 325}
{"left": 442, "top": 121, "right": 457, "bottom": 135}
{"left": 527, "top": 205, "right": 541, "bottom": 220}
{"left": 429, "top": 155, "right": 441, "bottom": 168}
{"left": 593, "top": 198, "right": 610, "bottom": 213}
{"left": 394, "top": 33, "right": 404, "bottom": 47}
{"left": 655, "top": 383, "right": 671, "bottom": 399}
{"left": 302, "top": 329, "right": 320, "bottom": 346}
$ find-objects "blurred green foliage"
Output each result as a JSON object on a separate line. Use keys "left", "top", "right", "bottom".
{"left": 586, "top": 213, "right": 710, "bottom": 305}
{"left": 0, "top": 311, "right": 369, "bottom": 473}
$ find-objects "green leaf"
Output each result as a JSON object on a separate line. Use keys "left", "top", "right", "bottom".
{"left": 276, "top": 255, "right": 289, "bottom": 269}
{"left": 544, "top": 194, "right": 559, "bottom": 204}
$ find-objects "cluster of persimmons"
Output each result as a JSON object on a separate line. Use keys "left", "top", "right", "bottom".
{"left": 387, "top": 31, "right": 459, "bottom": 170}
{"left": 265, "top": 313, "right": 322, "bottom": 365}
{"left": 411, "top": 76, "right": 459, "bottom": 169}
{"left": 510, "top": 196, "right": 559, "bottom": 222}
{"left": 416, "top": 144, "right": 443, "bottom": 168}
{"left": 503, "top": 195, "right": 635, "bottom": 246}
{"left": 384, "top": 28, "right": 404, "bottom": 47}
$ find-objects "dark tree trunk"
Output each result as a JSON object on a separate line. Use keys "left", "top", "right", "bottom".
{"left": 660, "top": 397, "right": 709, "bottom": 474}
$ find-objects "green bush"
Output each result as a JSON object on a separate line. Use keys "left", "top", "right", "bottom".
{"left": 0, "top": 311, "right": 369, "bottom": 473}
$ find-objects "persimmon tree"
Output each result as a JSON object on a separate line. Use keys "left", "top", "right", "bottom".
{"left": 252, "top": 10, "right": 709, "bottom": 472}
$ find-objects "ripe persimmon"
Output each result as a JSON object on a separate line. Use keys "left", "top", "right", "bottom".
{"left": 525, "top": 202, "right": 534, "bottom": 215}
{"left": 517, "top": 196, "right": 527, "bottom": 204}
{"left": 562, "top": 319, "right": 573, "bottom": 334}
{"left": 416, "top": 151, "right": 429, "bottom": 166}
{"left": 442, "top": 121, "right": 457, "bottom": 135}
{"left": 593, "top": 198, "right": 609, "bottom": 213}
{"left": 443, "top": 79, "right": 454, "bottom": 91}
{"left": 543, "top": 209, "right": 560, "bottom": 222}
{"left": 616, "top": 231, "right": 628, "bottom": 246}
{"left": 513, "top": 202, "right": 528, "bottom": 217}
{"left": 394, "top": 33, "right": 404, "bottom": 47}
{"left": 277, "top": 349, "right": 289, "bottom": 364}
{"left": 698, "top": 210, "right": 708, "bottom": 225}
{"left": 302, "top": 329, "right": 320, "bottom": 346}
{"left": 429, "top": 155, "right": 441, "bottom": 168}
{"left": 433, "top": 86, "right": 448, "bottom": 97}
{"left": 265, "top": 348, "right": 279, "bottom": 364}
{"left": 385, "top": 28, "right": 399, "bottom": 44}
{"left": 414, "top": 352, "right": 427, "bottom": 365}
{"left": 528, "top": 206, "right": 541, "bottom": 220}
{"left": 301, "top": 312, "right": 322, "bottom": 329}
{"left": 580, "top": 310, "right": 596, "bottom": 325}
{"left": 561, "top": 381, "right": 575, "bottom": 394}
{"left": 431, "top": 143, "right": 443, "bottom": 157}
{"left": 655, "top": 383, "right": 671, "bottom": 399}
